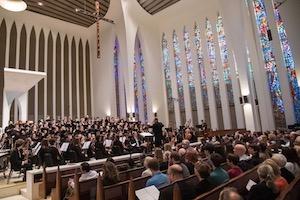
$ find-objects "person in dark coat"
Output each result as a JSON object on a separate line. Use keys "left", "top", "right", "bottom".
{"left": 151, "top": 118, "right": 164, "bottom": 147}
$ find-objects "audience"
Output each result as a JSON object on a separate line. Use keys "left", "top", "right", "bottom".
{"left": 271, "top": 153, "right": 295, "bottom": 183}
{"left": 208, "top": 153, "right": 229, "bottom": 187}
{"left": 248, "top": 164, "right": 279, "bottom": 200}
{"left": 102, "top": 161, "right": 120, "bottom": 186}
{"left": 227, "top": 154, "right": 243, "bottom": 179}
{"left": 282, "top": 147, "right": 300, "bottom": 176}
{"left": 79, "top": 162, "right": 98, "bottom": 182}
{"left": 141, "top": 156, "right": 153, "bottom": 177}
{"left": 170, "top": 151, "right": 190, "bottom": 178}
{"left": 146, "top": 158, "right": 170, "bottom": 188}
{"left": 219, "top": 187, "right": 242, "bottom": 200}
{"left": 263, "top": 159, "right": 288, "bottom": 192}
{"left": 194, "top": 162, "right": 212, "bottom": 196}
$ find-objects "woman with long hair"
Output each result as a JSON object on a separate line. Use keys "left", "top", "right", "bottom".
{"left": 102, "top": 161, "right": 120, "bottom": 186}
{"left": 248, "top": 164, "right": 279, "bottom": 200}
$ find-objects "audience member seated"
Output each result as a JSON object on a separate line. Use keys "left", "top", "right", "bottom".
{"left": 185, "top": 149, "right": 198, "bottom": 175}
{"left": 282, "top": 147, "right": 300, "bottom": 176}
{"left": 194, "top": 162, "right": 212, "bottom": 196}
{"left": 142, "top": 156, "right": 153, "bottom": 177}
{"left": 155, "top": 149, "right": 168, "bottom": 171}
{"left": 248, "top": 164, "right": 279, "bottom": 200}
{"left": 10, "top": 139, "right": 32, "bottom": 181}
{"left": 233, "top": 144, "right": 253, "bottom": 172}
{"left": 227, "top": 153, "right": 243, "bottom": 179}
{"left": 146, "top": 158, "right": 170, "bottom": 188}
{"left": 102, "top": 161, "right": 120, "bottom": 186}
{"left": 208, "top": 153, "right": 229, "bottom": 187}
{"left": 170, "top": 152, "right": 190, "bottom": 178}
{"left": 219, "top": 187, "right": 242, "bottom": 200}
{"left": 159, "top": 164, "right": 196, "bottom": 200}
{"left": 248, "top": 144, "right": 262, "bottom": 166}
{"left": 271, "top": 153, "right": 294, "bottom": 183}
{"left": 79, "top": 162, "right": 98, "bottom": 182}
{"left": 263, "top": 159, "right": 288, "bottom": 192}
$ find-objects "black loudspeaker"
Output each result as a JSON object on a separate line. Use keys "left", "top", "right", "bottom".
{"left": 154, "top": 112, "right": 157, "bottom": 117}
{"left": 267, "top": 29, "right": 273, "bottom": 41}
{"left": 132, "top": 113, "right": 135, "bottom": 118}
{"left": 255, "top": 99, "right": 259, "bottom": 105}
{"left": 243, "top": 96, "right": 249, "bottom": 104}
{"left": 239, "top": 97, "right": 243, "bottom": 104}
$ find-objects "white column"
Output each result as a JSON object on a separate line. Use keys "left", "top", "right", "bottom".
{"left": 246, "top": 0, "right": 275, "bottom": 131}
{"left": 212, "top": 20, "right": 232, "bottom": 129}
{"left": 265, "top": 0, "right": 295, "bottom": 125}
{"left": 76, "top": 38, "right": 80, "bottom": 118}
{"left": 17, "top": 93, "right": 28, "bottom": 122}
{"left": 201, "top": 19, "right": 218, "bottom": 130}
{"left": 190, "top": 24, "right": 205, "bottom": 124}
{"left": 177, "top": 27, "right": 193, "bottom": 126}
{"left": 44, "top": 30, "right": 49, "bottom": 119}
{"left": 61, "top": 34, "right": 65, "bottom": 118}
{"left": 68, "top": 36, "right": 72, "bottom": 118}
{"left": 83, "top": 39, "right": 87, "bottom": 116}
{"left": 52, "top": 33, "right": 57, "bottom": 120}
{"left": 34, "top": 28, "right": 40, "bottom": 122}
{"left": 166, "top": 31, "right": 181, "bottom": 128}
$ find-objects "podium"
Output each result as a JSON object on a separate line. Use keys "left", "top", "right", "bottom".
{"left": 2, "top": 68, "right": 46, "bottom": 128}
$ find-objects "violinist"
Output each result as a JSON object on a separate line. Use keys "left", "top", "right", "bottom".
{"left": 10, "top": 139, "right": 32, "bottom": 181}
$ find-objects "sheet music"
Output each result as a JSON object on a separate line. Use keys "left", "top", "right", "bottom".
{"left": 104, "top": 139, "right": 112, "bottom": 148}
{"left": 60, "top": 142, "right": 69, "bottom": 152}
{"left": 246, "top": 179, "right": 257, "bottom": 191}
{"left": 82, "top": 141, "right": 91, "bottom": 150}
{"left": 140, "top": 132, "right": 153, "bottom": 137}
{"left": 119, "top": 136, "right": 126, "bottom": 143}
{"left": 33, "top": 143, "right": 41, "bottom": 156}
{"left": 135, "top": 185, "right": 160, "bottom": 200}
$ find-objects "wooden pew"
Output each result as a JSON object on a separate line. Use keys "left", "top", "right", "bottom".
{"left": 194, "top": 166, "right": 259, "bottom": 200}
{"left": 41, "top": 158, "right": 141, "bottom": 197}
{"left": 51, "top": 166, "right": 145, "bottom": 200}
{"left": 276, "top": 174, "right": 300, "bottom": 200}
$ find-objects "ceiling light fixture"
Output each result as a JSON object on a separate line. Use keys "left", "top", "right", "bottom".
{"left": 0, "top": 0, "right": 27, "bottom": 12}
{"left": 37, "top": 2, "right": 43, "bottom": 6}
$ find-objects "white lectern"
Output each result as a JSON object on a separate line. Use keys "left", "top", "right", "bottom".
{"left": 2, "top": 68, "right": 46, "bottom": 128}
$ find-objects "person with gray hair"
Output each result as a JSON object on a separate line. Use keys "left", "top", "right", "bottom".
{"left": 218, "top": 187, "right": 242, "bottom": 200}
{"left": 271, "top": 153, "right": 294, "bottom": 183}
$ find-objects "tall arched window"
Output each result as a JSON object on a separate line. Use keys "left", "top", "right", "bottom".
{"left": 183, "top": 27, "right": 198, "bottom": 125}
{"left": 173, "top": 30, "right": 186, "bottom": 125}
{"left": 194, "top": 23, "right": 210, "bottom": 126}
{"left": 274, "top": 3, "right": 300, "bottom": 123}
{"left": 134, "top": 37, "right": 148, "bottom": 123}
{"left": 216, "top": 14, "right": 237, "bottom": 128}
{"left": 162, "top": 33, "right": 176, "bottom": 127}
{"left": 253, "top": 0, "right": 285, "bottom": 127}
{"left": 206, "top": 18, "right": 224, "bottom": 129}
{"left": 114, "top": 37, "right": 120, "bottom": 117}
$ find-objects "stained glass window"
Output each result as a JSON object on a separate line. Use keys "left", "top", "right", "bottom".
{"left": 162, "top": 33, "right": 176, "bottom": 127}
{"left": 114, "top": 38, "right": 120, "bottom": 116}
{"left": 194, "top": 23, "right": 209, "bottom": 108}
{"left": 133, "top": 38, "right": 148, "bottom": 122}
{"left": 183, "top": 27, "right": 198, "bottom": 124}
{"left": 216, "top": 14, "right": 234, "bottom": 105}
{"left": 274, "top": 3, "right": 300, "bottom": 123}
{"left": 253, "top": 0, "right": 285, "bottom": 126}
{"left": 205, "top": 19, "right": 221, "bottom": 107}
{"left": 173, "top": 30, "right": 186, "bottom": 124}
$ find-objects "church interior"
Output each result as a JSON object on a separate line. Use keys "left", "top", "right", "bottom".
{"left": 0, "top": 0, "right": 300, "bottom": 199}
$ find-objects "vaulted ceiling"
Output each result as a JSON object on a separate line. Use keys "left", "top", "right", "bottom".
{"left": 24, "top": 0, "right": 110, "bottom": 27}
{"left": 137, "top": 0, "right": 181, "bottom": 15}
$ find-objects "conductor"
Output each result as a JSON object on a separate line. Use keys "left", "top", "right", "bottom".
{"left": 152, "top": 118, "right": 164, "bottom": 147}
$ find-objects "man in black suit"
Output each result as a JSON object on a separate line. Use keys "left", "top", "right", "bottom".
{"left": 10, "top": 139, "right": 32, "bottom": 181}
{"left": 152, "top": 118, "right": 164, "bottom": 147}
